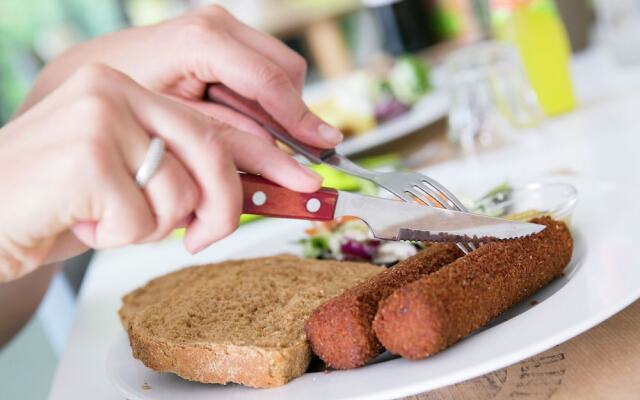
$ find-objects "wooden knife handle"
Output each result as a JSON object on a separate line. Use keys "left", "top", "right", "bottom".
{"left": 241, "top": 174, "right": 338, "bottom": 221}
{"left": 206, "top": 84, "right": 335, "bottom": 164}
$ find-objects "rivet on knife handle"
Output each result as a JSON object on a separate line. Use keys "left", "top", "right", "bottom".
{"left": 207, "top": 84, "right": 335, "bottom": 164}
{"left": 240, "top": 174, "right": 337, "bottom": 221}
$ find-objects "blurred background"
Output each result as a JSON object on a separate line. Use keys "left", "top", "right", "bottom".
{"left": 0, "top": 0, "right": 598, "bottom": 123}
{"left": 1, "top": 0, "right": 640, "bottom": 398}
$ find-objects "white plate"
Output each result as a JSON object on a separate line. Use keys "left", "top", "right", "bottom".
{"left": 303, "top": 81, "right": 448, "bottom": 156}
{"left": 336, "top": 91, "right": 448, "bottom": 156}
{"left": 107, "top": 176, "right": 640, "bottom": 400}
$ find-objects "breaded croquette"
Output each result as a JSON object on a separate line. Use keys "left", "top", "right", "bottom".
{"left": 373, "top": 217, "right": 573, "bottom": 360}
{"left": 304, "top": 243, "right": 463, "bottom": 369}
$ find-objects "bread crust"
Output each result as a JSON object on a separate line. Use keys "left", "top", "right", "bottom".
{"left": 373, "top": 217, "right": 573, "bottom": 359}
{"left": 304, "top": 244, "right": 463, "bottom": 369}
{"left": 128, "top": 325, "right": 311, "bottom": 388}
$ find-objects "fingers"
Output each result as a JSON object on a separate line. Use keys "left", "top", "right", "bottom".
{"left": 95, "top": 165, "right": 155, "bottom": 248}
{"left": 225, "top": 131, "right": 322, "bottom": 193}
{"left": 74, "top": 134, "right": 198, "bottom": 249}
{"left": 123, "top": 78, "right": 326, "bottom": 251}
{"left": 68, "top": 64, "right": 322, "bottom": 254}
{"left": 60, "top": 66, "right": 199, "bottom": 248}
{"left": 223, "top": 14, "right": 307, "bottom": 92}
{"left": 183, "top": 145, "right": 241, "bottom": 254}
{"left": 110, "top": 114, "right": 201, "bottom": 242}
{"left": 173, "top": 96, "right": 273, "bottom": 143}
{"left": 122, "top": 84, "right": 245, "bottom": 253}
{"left": 191, "top": 34, "right": 343, "bottom": 148}
{"left": 143, "top": 152, "right": 200, "bottom": 241}
{"left": 184, "top": 5, "right": 306, "bottom": 92}
{"left": 78, "top": 150, "right": 156, "bottom": 249}
{"left": 50, "top": 73, "right": 159, "bottom": 250}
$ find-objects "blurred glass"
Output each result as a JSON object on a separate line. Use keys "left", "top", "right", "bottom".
{"left": 593, "top": 0, "right": 640, "bottom": 65}
{"left": 441, "top": 41, "right": 543, "bottom": 153}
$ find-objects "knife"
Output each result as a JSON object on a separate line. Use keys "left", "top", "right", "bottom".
{"left": 241, "top": 174, "right": 545, "bottom": 243}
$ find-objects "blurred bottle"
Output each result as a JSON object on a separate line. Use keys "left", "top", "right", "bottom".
{"left": 491, "top": 0, "right": 576, "bottom": 115}
{"left": 363, "top": 0, "right": 442, "bottom": 55}
{"left": 432, "top": 0, "right": 480, "bottom": 41}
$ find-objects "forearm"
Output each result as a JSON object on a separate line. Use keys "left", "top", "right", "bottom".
{"left": 0, "top": 263, "right": 59, "bottom": 349}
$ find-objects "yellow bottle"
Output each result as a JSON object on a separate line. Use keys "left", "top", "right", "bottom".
{"left": 491, "top": 0, "right": 576, "bottom": 115}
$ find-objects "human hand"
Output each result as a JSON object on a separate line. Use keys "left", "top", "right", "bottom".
{"left": 22, "top": 5, "right": 343, "bottom": 148}
{"left": 0, "top": 64, "right": 321, "bottom": 282}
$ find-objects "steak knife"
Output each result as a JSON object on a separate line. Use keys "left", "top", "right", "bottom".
{"left": 240, "top": 174, "right": 545, "bottom": 243}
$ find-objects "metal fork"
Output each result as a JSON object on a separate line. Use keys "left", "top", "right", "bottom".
{"left": 311, "top": 155, "right": 475, "bottom": 254}
{"left": 207, "top": 84, "right": 475, "bottom": 254}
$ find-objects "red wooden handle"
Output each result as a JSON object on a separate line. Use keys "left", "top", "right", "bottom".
{"left": 241, "top": 174, "right": 337, "bottom": 221}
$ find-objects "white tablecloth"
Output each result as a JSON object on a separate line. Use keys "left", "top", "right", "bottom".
{"left": 48, "top": 49, "right": 640, "bottom": 400}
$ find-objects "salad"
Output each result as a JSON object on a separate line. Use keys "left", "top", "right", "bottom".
{"left": 298, "top": 183, "right": 522, "bottom": 266}
{"left": 309, "top": 56, "right": 430, "bottom": 136}
{"left": 299, "top": 216, "right": 426, "bottom": 266}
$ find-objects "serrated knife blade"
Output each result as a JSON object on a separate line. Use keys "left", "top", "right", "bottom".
{"left": 333, "top": 191, "right": 545, "bottom": 243}
{"left": 240, "top": 174, "right": 545, "bottom": 244}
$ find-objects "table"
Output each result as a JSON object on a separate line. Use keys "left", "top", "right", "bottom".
{"left": 412, "top": 299, "right": 640, "bottom": 400}
{"left": 48, "top": 49, "right": 640, "bottom": 400}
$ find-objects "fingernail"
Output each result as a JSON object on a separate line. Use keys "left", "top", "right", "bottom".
{"left": 318, "top": 124, "right": 343, "bottom": 145}
{"left": 187, "top": 241, "right": 208, "bottom": 255}
{"left": 301, "top": 166, "right": 323, "bottom": 184}
{"left": 184, "top": 225, "right": 208, "bottom": 255}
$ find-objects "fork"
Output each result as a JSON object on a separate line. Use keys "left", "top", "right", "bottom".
{"left": 207, "top": 84, "right": 475, "bottom": 254}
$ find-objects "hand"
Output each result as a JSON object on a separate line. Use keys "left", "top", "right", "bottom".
{"left": 22, "top": 5, "right": 343, "bottom": 148}
{"left": 0, "top": 64, "right": 322, "bottom": 282}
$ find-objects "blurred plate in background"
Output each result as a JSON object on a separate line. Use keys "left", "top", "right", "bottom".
{"left": 304, "top": 81, "right": 448, "bottom": 156}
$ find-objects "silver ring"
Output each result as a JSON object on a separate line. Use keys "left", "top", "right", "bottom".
{"left": 135, "top": 137, "right": 166, "bottom": 188}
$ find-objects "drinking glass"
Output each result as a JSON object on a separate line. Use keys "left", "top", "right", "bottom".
{"left": 441, "top": 41, "right": 543, "bottom": 153}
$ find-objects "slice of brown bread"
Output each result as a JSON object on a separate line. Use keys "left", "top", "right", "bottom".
{"left": 121, "top": 255, "right": 382, "bottom": 388}
{"left": 119, "top": 263, "right": 208, "bottom": 329}
{"left": 119, "top": 257, "right": 300, "bottom": 328}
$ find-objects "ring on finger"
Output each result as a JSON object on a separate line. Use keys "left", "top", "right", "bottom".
{"left": 135, "top": 137, "right": 166, "bottom": 188}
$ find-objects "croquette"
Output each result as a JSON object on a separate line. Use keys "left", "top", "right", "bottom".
{"left": 372, "top": 217, "right": 573, "bottom": 360}
{"left": 304, "top": 243, "right": 463, "bottom": 369}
